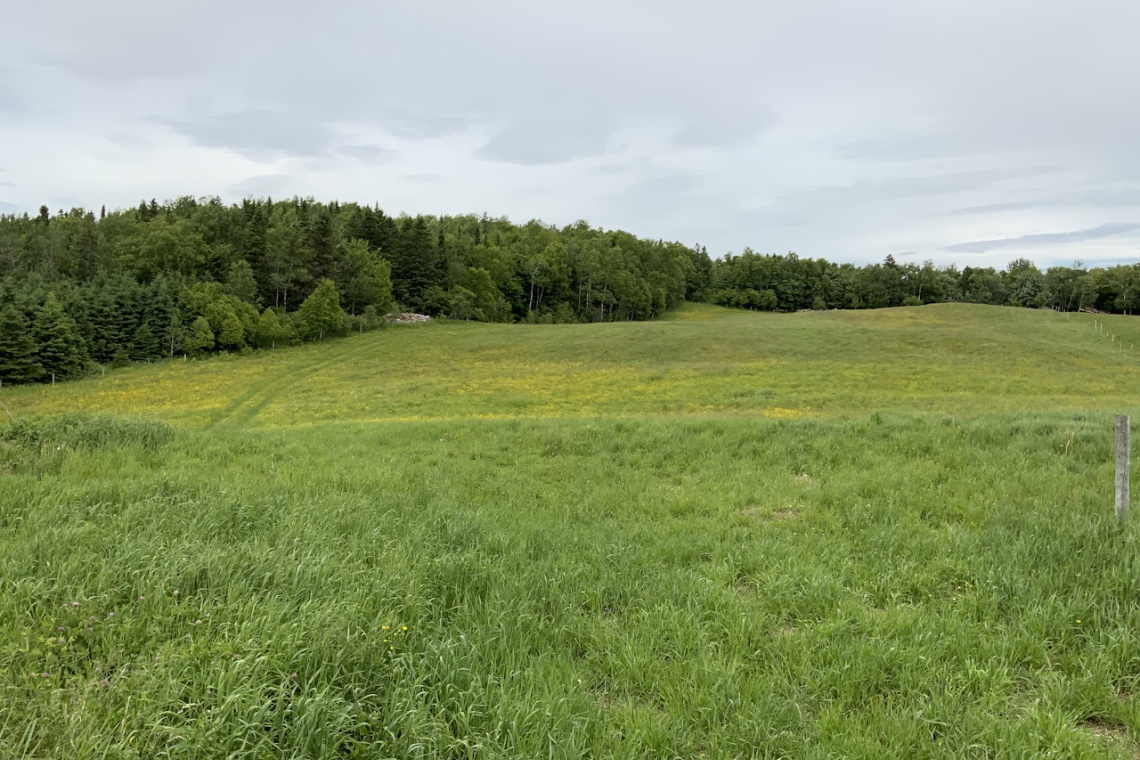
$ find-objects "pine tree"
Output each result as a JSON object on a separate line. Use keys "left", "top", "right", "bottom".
{"left": 392, "top": 216, "right": 444, "bottom": 309}
{"left": 131, "top": 322, "right": 161, "bottom": 360}
{"left": 33, "top": 293, "right": 87, "bottom": 380}
{"left": 0, "top": 304, "right": 43, "bottom": 384}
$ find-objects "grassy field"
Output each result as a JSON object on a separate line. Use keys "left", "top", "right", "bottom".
{"left": 2, "top": 304, "right": 1139, "bottom": 758}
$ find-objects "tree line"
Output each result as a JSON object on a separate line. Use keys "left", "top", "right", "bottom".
{"left": 707, "top": 250, "right": 1140, "bottom": 314}
{"left": 0, "top": 196, "right": 1136, "bottom": 385}
{"left": 0, "top": 197, "right": 701, "bottom": 384}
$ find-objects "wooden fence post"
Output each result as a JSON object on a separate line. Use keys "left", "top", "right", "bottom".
{"left": 1117, "top": 415, "right": 1130, "bottom": 526}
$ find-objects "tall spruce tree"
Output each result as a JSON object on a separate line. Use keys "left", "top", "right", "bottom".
{"left": 0, "top": 304, "right": 42, "bottom": 384}
{"left": 32, "top": 293, "right": 86, "bottom": 379}
{"left": 392, "top": 216, "right": 443, "bottom": 309}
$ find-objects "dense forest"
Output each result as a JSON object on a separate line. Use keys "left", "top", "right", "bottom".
{"left": 706, "top": 250, "right": 1140, "bottom": 313}
{"left": 0, "top": 196, "right": 1137, "bottom": 385}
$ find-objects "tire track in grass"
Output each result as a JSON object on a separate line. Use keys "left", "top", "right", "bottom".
{"left": 208, "top": 333, "right": 388, "bottom": 429}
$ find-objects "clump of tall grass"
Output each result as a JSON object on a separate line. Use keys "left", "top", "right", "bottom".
{"left": 0, "top": 413, "right": 173, "bottom": 452}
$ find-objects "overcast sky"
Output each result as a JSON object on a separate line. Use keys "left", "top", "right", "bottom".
{"left": 2, "top": 0, "right": 1139, "bottom": 269}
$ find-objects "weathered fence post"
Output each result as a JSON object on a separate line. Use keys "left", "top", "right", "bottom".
{"left": 1117, "top": 415, "right": 1130, "bottom": 526}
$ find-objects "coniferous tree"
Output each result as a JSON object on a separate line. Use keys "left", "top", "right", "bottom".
{"left": 0, "top": 304, "right": 43, "bottom": 384}
{"left": 32, "top": 293, "right": 86, "bottom": 379}
{"left": 131, "top": 323, "right": 161, "bottom": 360}
{"left": 392, "top": 216, "right": 443, "bottom": 309}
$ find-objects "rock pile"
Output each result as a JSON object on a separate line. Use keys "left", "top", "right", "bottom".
{"left": 390, "top": 312, "right": 432, "bottom": 323}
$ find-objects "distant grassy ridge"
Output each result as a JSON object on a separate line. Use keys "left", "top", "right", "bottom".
{"left": 4, "top": 303, "right": 1140, "bottom": 427}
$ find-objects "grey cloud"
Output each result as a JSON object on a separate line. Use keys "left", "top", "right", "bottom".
{"left": 949, "top": 187, "right": 1140, "bottom": 216}
{"left": 755, "top": 166, "right": 1063, "bottom": 225}
{"left": 837, "top": 135, "right": 988, "bottom": 163}
{"left": 628, "top": 174, "right": 700, "bottom": 198}
{"left": 604, "top": 174, "right": 704, "bottom": 229}
{"left": 337, "top": 144, "right": 396, "bottom": 164}
{"left": 157, "top": 110, "right": 335, "bottom": 161}
{"left": 0, "top": 201, "right": 21, "bottom": 213}
{"left": 381, "top": 113, "right": 475, "bottom": 140}
{"left": 479, "top": 119, "right": 615, "bottom": 165}
{"left": 0, "top": 89, "right": 30, "bottom": 114}
{"left": 401, "top": 173, "right": 445, "bottom": 183}
{"left": 31, "top": 44, "right": 198, "bottom": 85}
{"left": 226, "top": 174, "right": 291, "bottom": 199}
{"left": 0, "top": 181, "right": 15, "bottom": 188}
{"left": 672, "top": 111, "right": 775, "bottom": 148}
{"left": 106, "top": 133, "right": 152, "bottom": 148}
{"left": 946, "top": 223, "right": 1140, "bottom": 254}
{"left": 589, "top": 157, "right": 662, "bottom": 177}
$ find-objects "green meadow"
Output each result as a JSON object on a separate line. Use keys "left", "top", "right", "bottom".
{"left": 2, "top": 304, "right": 1139, "bottom": 758}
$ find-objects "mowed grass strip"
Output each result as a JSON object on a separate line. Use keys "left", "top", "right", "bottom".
{"left": 4, "top": 303, "right": 1140, "bottom": 426}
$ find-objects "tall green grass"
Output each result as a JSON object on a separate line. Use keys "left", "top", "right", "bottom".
{"left": 2, "top": 415, "right": 1138, "bottom": 757}
{"left": 1, "top": 304, "right": 1139, "bottom": 757}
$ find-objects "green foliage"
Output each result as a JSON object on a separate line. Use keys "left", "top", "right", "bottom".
{"left": 204, "top": 301, "right": 247, "bottom": 351}
{"left": 253, "top": 308, "right": 292, "bottom": 348}
{"left": 295, "top": 279, "right": 347, "bottom": 341}
{"left": 184, "top": 316, "right": 214, "bottom": 355}
{"left": 130, "top": 322, "right": 161, "bottom": 361}
{"left": 0, "top": 304, "right": 42, "bottom": 384}
{"left": 1, "top": 196, "right": 1139, "bottom": 388}
{"left": 459, "top": 267, "right": 507, "bottom": 322}
{"left": 182, "top": 282, "right": 258, "bottom": 352}
{"left": 390, "top": 215, "right": 442, "bottom": 309}
{"left": 339, "top": 238, "right": 392, "bottom": 315}
{"left": 32, "top": 293, "right": 86, "bottom": 379}
{"left": 222, "top": 259, "right": 260, "bottom": 306}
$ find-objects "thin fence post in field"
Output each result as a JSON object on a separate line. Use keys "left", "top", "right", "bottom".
{"left": 1117, "top": 414, "right": 1131, "bottom": 526}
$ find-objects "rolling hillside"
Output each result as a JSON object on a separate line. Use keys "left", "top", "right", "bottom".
{"left": 2, "top": 304, "right": 1139, "bottom": 758}
{"left": 5, "top": 303, "right": 1140, "bottom": 427}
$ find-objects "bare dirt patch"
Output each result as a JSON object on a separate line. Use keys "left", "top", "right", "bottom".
{"left": 1078, "top": 718, "right": 1139, "bottom": 757}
